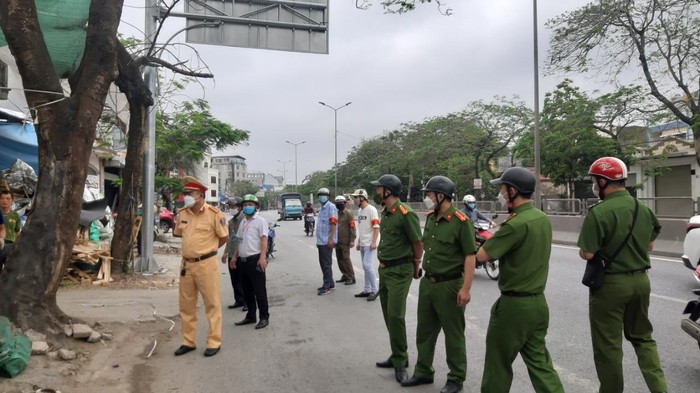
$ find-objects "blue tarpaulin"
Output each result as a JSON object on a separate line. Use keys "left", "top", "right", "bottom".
{"left": 0, "top": 121, "right": 39, "bottom": 173}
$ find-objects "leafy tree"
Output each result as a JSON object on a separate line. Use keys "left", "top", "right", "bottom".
{"left": 547, "top": 0, "right": 700, "bottom": 165}
{"left": 229, "top": 181, "right": 259, "bottom": 197}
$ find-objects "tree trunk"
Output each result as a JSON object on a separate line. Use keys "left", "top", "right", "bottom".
{"left": 0, "top": 0, "right": 123, "bottom": 331}
{"left": 110, "top": 43, "right": 153, "bottom": 273}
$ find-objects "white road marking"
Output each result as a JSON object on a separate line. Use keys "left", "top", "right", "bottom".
{"left": 651, "top": 293, "right": 688, "bottom": 304}
{"left": 552, "top": 244, "right": 682, "bottom": 264}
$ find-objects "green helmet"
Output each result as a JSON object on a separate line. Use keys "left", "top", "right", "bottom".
{"left": 242, "top": 194, "right": 259, "bottom": 205}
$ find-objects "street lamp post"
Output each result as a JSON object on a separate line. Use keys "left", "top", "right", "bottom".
{"left": 277, "top": 159, "right": 291, "bottom": 190}
{"left": 285, "top": 140, "right": 306, "bottom": 192}
{"left": 319, "top": 101, "right": 352, "bottom": 196}
{"left": 532, "top": 0, "right": 542, "bottom": 209}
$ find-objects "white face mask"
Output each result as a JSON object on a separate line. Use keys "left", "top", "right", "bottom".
{"left": 183, "top": 195, "right": 195, "bottom": 208}
{"left": 497, "top": 192, "right": 507, "bottom": 208}
{"left": 592, "top": 184, "right": 600, "bottom": 199}
{"left": 423, "top": 196, "right": 435, "bottom": 210}
{"left": 230, "top": 208, "right": 239, "bottom": 216}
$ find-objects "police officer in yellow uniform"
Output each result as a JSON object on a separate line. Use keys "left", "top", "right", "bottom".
{"left": 370, "top": 174, "right": 423, "bottom": 384}
{"left": 578, "top": 157, "right": 667, "bottom": 393}
{"left": 402, "top": 176, "right": 476, "bottom": 393}
{"left": 476, "top": 167, "right": 564, "bottom": 393}
{"left": 172, "top": 176, "right": 229, "bottom": 357}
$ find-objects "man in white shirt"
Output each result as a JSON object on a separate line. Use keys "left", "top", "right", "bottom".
{"left": 351, "top": 189, "right": 381, "bottom": 301}
{"left": 232, "top": 194, "right": 270, "bottom": 329}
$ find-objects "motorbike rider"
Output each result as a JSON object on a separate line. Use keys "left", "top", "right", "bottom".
{"left": 461, "top": 194, "right": 496, "bottom": 228}
{"left": 303, "top": 202, "right": 315, "bottom": 233}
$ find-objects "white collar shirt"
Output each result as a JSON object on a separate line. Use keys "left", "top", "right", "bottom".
{"left": 235, "top": 213, "right": 268, "bottom": 258}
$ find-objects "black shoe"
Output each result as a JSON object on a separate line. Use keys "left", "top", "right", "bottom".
{"left": 336, "top": 277, "right": 348, "bottom": 283}
{"left": 174, "top": 345, "right": 196, "bottom": 356}
{"left": 255, "top": 319, "right": 269, "bottom": 329}
{"left": 355, "top": 291, "right": 371, "bottom": 298}
{"left": 203, "top": 347, "right": 220, "bottom": 357}
{"left": 401, "top": 376, "right": 434, "bottom": 387}
{"left": 317, "top": 288, "right": 331, "bottom": 296}
{"left": 367, "top": 292, "right": 379, "bottom": 301}
{"left": 344, "top": 278, "right": 356, "bottom": 285}
{"left": 235, "top": 317, "right": 256, "bottom": 326}
{"left": 227, "top": 302, "right": 244, "bottom": 309}
{"left": 242, "top": 305, "right": 248, "bottom": 312}
{"left": 394, "top": 368, "right": 409, "bottom": 384}
{"left": 440, "top": 381, "right": 463, "bottom": 393}
{"left": 375, "top": 358, "right": 408, "bottom": 368}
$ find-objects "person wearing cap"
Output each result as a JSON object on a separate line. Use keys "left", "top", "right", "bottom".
{"left": 461, "top": 194, "right": 496, "bottom": 228}
{"left": 577, "top": 157, "right": 667, "bottom": 393}
{"left": 172, "top": 176, "right": 229, "bottom": 357}
{"left": 402, "top": 176, "right": 476, "bottom": 393}
{"left": 316, "top": 187, "right": 338, "bottom": 295}
{"left": 371, "top": 174, "right": 423, "bottom": 385}
{"left": 476, "top": 167, "right": 564, "bottom": 392}
{"left": 334, "top": 195, "right": 357, "bottom": 285}
{"left": 222, "top": 196, "right": 246, "bottom": 310}
{"left": 351, "top": 188, "right": 380, "bottom": 300}
{"left": 232, "top": 194, "right": 270, "bottom": 329}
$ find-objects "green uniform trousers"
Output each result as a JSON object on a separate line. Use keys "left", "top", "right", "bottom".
{"left": 414, "top": 277, "right": 466, "bottom": 383}
{"left": 378, "top": 262, "right": 413, "bottom": 368}
{"left": 481, "top": 295, "right": 564, "bottom": 393}
{"left": 589, "top": 273, "right": 667, "bottom": 393}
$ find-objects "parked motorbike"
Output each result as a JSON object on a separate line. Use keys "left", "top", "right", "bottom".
{"left": 266, "top": 221, "right": 280, "bottom": 259}
{"left": 304, "top": 213, "right": 315, "bottom": 237}
{"left": 682, "top": 215, "right": 700, "bottom": 284}
{"left": 681, "top": 287, "right": 700, "bottom": 350}
{"left": 474, "top": 218, "right": 499, "bottom": 280}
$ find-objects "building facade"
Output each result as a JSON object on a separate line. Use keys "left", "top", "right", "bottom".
{"left": 212, "top": 154, "right": 247, "bottom": 197}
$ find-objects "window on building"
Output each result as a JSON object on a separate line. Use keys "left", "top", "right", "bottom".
{"left": 211, "top": 190, "right": 217, "bottom": 197}
{"left": 211, "top": 176, "right": 216, "bottom": 184}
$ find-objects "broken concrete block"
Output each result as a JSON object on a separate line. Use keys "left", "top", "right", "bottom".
{"left": 86, "top": 331, "right": 102, "bottom": 343}
{"left": 47, "top": 351, "right": 59, "bottom": 360}
{"left": 25, "top": 329, "right": 47, "bottom": 342}
{"left": 58, "top": 349, "right": 76, "bottom": 361}
{"left": 31, "top": 341, "right": 49, "bottom": 355}
{"left": 63, "top": 325, "right": 72, "bottom": 337}
{"left": 101, "top": 332, "right": 113, "bottom": 341}
{"left": 71, "top": 324, "right": 92, "bottom": 339}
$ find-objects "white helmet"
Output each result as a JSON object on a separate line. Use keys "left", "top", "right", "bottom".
{"left": 317, "top": 187, "right": 330, "bottom": 195}
{"left": 334, "top": 195, "right": 346, "bottom": 203}
{"left": 350, "top": 188, "right": 369, "bottom": 200}
{"left": 463, "top": 194, "right": 476, "bottom": 204}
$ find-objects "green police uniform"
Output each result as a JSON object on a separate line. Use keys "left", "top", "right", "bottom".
{"left": 577, "top": 190, "right": 667, "bottom": 393}
{"left": 480, "top": 202, "right": 564, "bottom": 393}
{"left": 413, "top": 205, "right": 476, "bottom": 384}
{"left": 378, "top": 199, "right": 422, "bottom": 368}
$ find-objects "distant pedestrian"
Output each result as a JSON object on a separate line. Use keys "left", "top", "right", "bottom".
{"left": 476, "top": 167, "right": 564, "bottom": 392}
{"left": 232, "top": 194, "right": 270, "bottom": 330}
{"left": 402, "top": 176, "right": 476, "bottom": 393}
{"left": 315, "top": 187, "right": 338, "bottom": 295}
{"left": 351, "top": 188, "right": 380, "bottom": 301}
{"left": 173, "top": 176, "right": 228, "bottom": 358}
{"left": 461, "top": 194, "right": 496, "bottom": 227}
{"left": 578, "top": 157, "right": 667, "bottom": 393}
{"left": 334, "top": 195, "right": 356, "bottom": 285}
{"left": 371, "top": 174, "right": 423, "bottom": 385}
{"left": 222, "top": 197, "right": 245, "bottom": 310}
{"left": 0, "top": 190, "right": 21, "bottom": 244}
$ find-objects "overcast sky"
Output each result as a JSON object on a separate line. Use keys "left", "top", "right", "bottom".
{"left": 119, "top": 0, "right": 604, "bottom": 186}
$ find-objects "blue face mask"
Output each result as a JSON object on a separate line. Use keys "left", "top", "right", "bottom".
{"left": 319, "top": 196, "right": 328, "bottom": 204}
{"left": 242, "top": 206, "right": 256, "bottom": 215}
{"left": 467, "top": 203, "right": 476, "bottom": 209}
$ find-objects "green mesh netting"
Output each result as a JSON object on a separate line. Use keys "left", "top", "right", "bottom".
{"left": 0, "top": 316, "right": 31, "bottom": 378}
{"left": 0, "top": 0, "right": 90, "bottom": 78}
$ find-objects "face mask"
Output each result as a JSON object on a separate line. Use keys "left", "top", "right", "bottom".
{"left": 319, "top": 196, "right": 328, "bottom": 204}
{"left": 497, "top": 192, "right": 507, "bottom": 208}
{"left": 592, "top": 184, "right": 600, "bottom": 199}
{"left": 230, "top": 208, "right": 239, "bottom": 216}
{"left": 467, "top": 203, "right": 476, "bottom": 210}
{"left": 183, "top": 195, "right": 195, "bottom": 208}
{"left": 335, "top": 203, "right": 345, "bottom": 211}
{"left": 423, "top": 196, "right": 435, "bottom": 210}
{"left": 242, "top": 206, "right": 255, "bottom": 216}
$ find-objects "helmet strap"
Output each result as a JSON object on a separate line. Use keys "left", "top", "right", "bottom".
{"left": 505, "top": 185, "right": 517, "bottom": 213}
{"left": 433, "top": 194, "right": 445, "bottom": 216}
{"left": 595, "top": 177, "right": 608, "bottom": 199}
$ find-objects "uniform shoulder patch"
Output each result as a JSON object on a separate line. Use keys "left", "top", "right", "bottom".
{"left": 454, "top": 210, "right": 468, "bottom": 222}
{"left": 398, "top": 204, "right": 409, "bottom": 215}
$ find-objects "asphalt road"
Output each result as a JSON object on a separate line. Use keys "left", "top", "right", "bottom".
{"left": 145, "top": 210, "right": 700, "bottom": 393}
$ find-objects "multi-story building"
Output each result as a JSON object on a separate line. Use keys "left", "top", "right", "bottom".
{"left": 212, "top": 155, "right": 247, "bottom": 197}
{"left": 193, "top": 154, "right": 221, "bottom": 205}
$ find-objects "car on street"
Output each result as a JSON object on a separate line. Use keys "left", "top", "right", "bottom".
{"left": 158, "top": 207, "right": 175, "bottom": 233}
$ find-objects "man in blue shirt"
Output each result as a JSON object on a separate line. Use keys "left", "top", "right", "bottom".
{"left": 461, "top": 194, "right": 496, "bottom": 227}
{"left": 316, "top": 187, "right": 338, "bottom": 295}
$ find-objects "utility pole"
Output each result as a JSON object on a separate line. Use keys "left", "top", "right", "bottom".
{"left": 318, "top": 101, "right": 352, "bottom": 196}
{"left": 277, "top": 159, "right": 291, "bottom": 189}
{"left": 285, "top": 140, "right": 306, "bottom": 192}
{"left": 533, "top": 0, "right": 542, "bottom": 209}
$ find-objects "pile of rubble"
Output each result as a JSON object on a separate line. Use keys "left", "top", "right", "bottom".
{"left": 28, "top": 323, "right": 113, "bottom": 361}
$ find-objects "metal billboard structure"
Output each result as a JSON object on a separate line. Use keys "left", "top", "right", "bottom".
{"left": 172, "top": 0, "right": 329, "bottom": 54}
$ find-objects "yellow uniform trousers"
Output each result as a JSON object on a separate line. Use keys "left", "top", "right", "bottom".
{"left": 179, "top": 257, "right": 222, "bottom": 348}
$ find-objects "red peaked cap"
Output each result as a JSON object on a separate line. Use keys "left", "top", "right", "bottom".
{"left": 182, "top": 176, "right": 208, "bottom": 193}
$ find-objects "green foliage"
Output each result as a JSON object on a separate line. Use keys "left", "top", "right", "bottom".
{"left": 229, "top": 181, "right": 259, "bottom": 197}
{"left": 155, "top": 99, "right": 249, "bottom": 176}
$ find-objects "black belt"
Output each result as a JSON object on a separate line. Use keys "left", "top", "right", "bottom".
{"left": 425, "top": 270, "right": 463, "bottom": 283}
{"left": 238, "top": 254, "right": 261, "bottom": 263}
{"left": 606, "top": 268, "right": 648, "bottom": 275}
{"left": 501, "top": 291, "right": 541, "bottom": 297}
{"left": 183, "top": 250, "right": 217, "bottom": 262}
{"left": 379, "top": 256, "right": 412, "bottom": 268}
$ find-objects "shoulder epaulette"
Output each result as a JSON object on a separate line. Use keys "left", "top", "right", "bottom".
{"left": 454, "top": 210, "right": 467, "bottom": 222}
{"left": 399, "top": 204, "right": 409, "bottom": 215}
{"left": 206, "top": 205, "right": 221, "bottom": 213}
